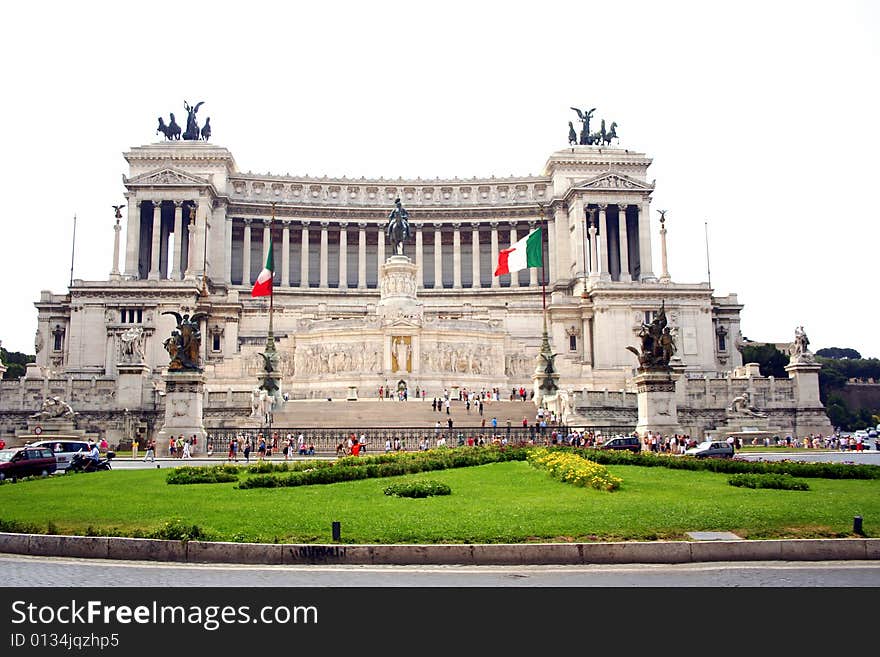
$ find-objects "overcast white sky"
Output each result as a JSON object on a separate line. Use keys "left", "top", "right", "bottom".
{"left": 0, "top": 1, "right": 877, "bottom": 358}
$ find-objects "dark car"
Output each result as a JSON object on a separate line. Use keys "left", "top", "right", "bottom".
{"left": 598, "top": 435, "right": 642, "bottom": 453}
{"left": 0, "top": 446, "right": 58, "bottom": 481}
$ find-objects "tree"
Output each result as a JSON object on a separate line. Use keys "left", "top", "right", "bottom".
{"left": 816, "top": 347, "right": 862, "bottom": 359}
{"left": 740, "top": 343, "right": 788, "bottom": 379}
{"left": 0, "top": 347, "right": 35, "bottom": 380}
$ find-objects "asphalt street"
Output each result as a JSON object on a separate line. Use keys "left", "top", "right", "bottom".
{"left": 3, "top": 553, "right": 880, "bottom": 587}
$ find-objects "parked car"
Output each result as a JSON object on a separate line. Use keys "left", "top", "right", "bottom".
{"left": 597, "top": 435, "right": 642, "bottom": 453}
{"left": 26, "top": 439, "right": 91, "bottom": 472}
{"left": 685, "top": 440, "right": 735, "bottom": 459}
{"left": 0, "top": 446, "right": 58, "bottom": 481}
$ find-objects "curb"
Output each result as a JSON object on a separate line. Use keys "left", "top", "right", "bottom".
{"left": 2, "top": 533, "right": 879, "bottom": 565}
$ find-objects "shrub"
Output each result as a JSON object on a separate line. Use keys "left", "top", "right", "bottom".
{"left": 148, "top": 518, "right": 211, "bottom": 542}
{"left": 384, "top": 480, "right": 452, "bottom": 498}
{"left": 527, "top": 448, "right": 622, "bottom": 491}
{"left": 166, "top": 465, "right": 240, "bottom": 484}
{"left": 728, "top": 473, "right": 810, "bottom": 491}
{"left": 0, "top": 518, "right": 43, "bottom": 534}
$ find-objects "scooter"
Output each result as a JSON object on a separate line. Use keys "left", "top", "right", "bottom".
{"left": 68, "top": 452, "right": 113, "bottom": 473}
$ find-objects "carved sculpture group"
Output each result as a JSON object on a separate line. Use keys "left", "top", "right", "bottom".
{"left": 162, "top": 311, "right": 207, "bottom": 371}
{"left": 157, "top": 100, "right": 211, "bottom": 141}
{"left": 30, "top": 396, "right": 76, "bottom": 421}
{"left": 627, "top": 302, "right": 676, "bottom": 370}
{"left": 569, "top": 107, "right": 619, "bottom": 146}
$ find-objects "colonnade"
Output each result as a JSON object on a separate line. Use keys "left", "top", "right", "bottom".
{"left": 120, "top": 196, "right": 655, "bottom": 288}
{"left": 122, "top": 197, "right": 211, "bottom": 282}
{"left": 229, "top": 219, "right": 550, "bottom": 290}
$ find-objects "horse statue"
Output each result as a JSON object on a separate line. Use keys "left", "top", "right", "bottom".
{"left": 601, "top": 121, "right": 618, "bottom": 145}
{"left": 157, "top": 114, "right": 181, "bottom": 141}
{"left": 200, "top": 117, "right": 211, "bottom": 141}
{"left": 386, "top": 197, "right": 412, "bottom": 256}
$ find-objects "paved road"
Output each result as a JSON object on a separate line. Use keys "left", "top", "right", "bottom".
{"left": 2, "top": 554, "right": 879, "bottom": 587}
{"left": 102, "top": 450, "right": 880, "bottom": 470}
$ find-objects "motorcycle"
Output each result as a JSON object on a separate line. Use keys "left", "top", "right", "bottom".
{"left": 68, "top": 452, "right": 113, "bottom": 473}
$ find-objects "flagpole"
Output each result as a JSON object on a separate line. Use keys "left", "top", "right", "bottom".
{"left": 538, "top": 204, "right": 547, "bottom": 313}
{"left": 69, "top": 214, "right": 76, "bottom": 287}
{"left": 268, "top": 202, "right": 275, "bottom": 341}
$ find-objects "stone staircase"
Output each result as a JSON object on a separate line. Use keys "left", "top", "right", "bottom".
{"left": 270, "top": 398, "right": 539, "bottom": 429}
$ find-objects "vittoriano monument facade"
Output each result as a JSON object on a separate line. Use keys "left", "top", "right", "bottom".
{"left": 1, "top": 112, "right": 833, "bottom": 445}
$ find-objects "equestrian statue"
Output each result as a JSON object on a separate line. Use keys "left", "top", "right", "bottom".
{"left": 386, "top": 197, "right": 412, "bottom": 257}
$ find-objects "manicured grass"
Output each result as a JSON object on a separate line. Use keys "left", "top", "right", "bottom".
{"left": 0, "top": 461, "right": 877, "bottom": 543}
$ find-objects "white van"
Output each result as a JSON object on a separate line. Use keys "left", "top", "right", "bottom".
{"left": 26, "top": 439, "right": 91, "bottom": 471}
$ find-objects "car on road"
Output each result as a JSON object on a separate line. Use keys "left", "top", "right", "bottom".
{"left": 26, "top": 439, "right": 91, "bottom": 471}
{"left": 685, "top": 440, "right": 735, "bottom": 459}
{"left": 0, "top": 446, "right": 58, "bottom": 481}
{"left": 597, "top": 435, "right": 642, "bottom": 453}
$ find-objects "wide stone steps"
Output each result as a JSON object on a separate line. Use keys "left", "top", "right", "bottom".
{"left": 269, "top": 399, "right": 540, "bottom": 428}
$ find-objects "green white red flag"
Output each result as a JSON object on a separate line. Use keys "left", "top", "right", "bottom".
{"left": 251, "top": 242, "right": 274, "bottom": 297}
{"left": 494, "top": 228, "right": 542, "bottom": 276}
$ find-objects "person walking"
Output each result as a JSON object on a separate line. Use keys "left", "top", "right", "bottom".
{"left": 182, "top": 437, "right": 192, "bottom": 459}
{"left": 131, "top": 439, "right": 139, "bottom": 460}
{"left": 143, "top": 438, "right": 155, "bottom": 462}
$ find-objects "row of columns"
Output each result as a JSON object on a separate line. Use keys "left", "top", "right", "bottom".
{"left": 583, "top": 202, "right": 654, "bottom": 283}
{"left": 234, "top": 220, "right": 546, "bottom": 289}
{"left": 123, "top": 198, "right": 210, "bottom": 282}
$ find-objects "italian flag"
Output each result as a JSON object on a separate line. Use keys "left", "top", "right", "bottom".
{"left": 494, "top": 228, "right": 542, "bottom": 276}
{"left": 251, "top": 242, "right": 274, "bottom": 297}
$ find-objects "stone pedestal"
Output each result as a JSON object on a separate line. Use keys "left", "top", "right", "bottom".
{"left": 157, "top": 370, "right": 207, "bottom": 454}
{"left": 378, "top": 255, "right": 423, "bottom": 323}
{"left": 785, "top": 359, "right": 834, "bottom": 436}
{"left": 116, "top": 363, "right": 151, "bottom": 410}
{"left": 634, "top": 369, "right": 681, "bottom": 438}
{"left": 347, "top": 385, "right": 358, "bottom": 401}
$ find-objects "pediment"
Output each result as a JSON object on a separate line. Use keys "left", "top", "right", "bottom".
{"left": 575, "top": 172, "right": 654, "bottom": 191}
{"left": 125, "top": 167, "right": 210, "bottom": 187}
{"left": 383, "top": 315, "right": 423, "bottom": 329}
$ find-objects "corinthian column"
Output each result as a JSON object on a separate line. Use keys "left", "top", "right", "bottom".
{"left": 415, "top": 223, "right": 423, "bottom": 287}
{"left": 659, "top": 210, "right": 671, "bottom": 283}
{"left": 110, "top": 214, "right": 121, "bottom": 280}
{"left": 281, "top": 220, "right": 290, "bottom": 286}
{"left": 471, "top": 223, "right": 481, "bottom": 288}
{"left": 377, "top": 222, "right": 385, "bottom": 265}
{"left": 148, "top": 200, "right": 162, "bottom": 280}
{"left": 490, "top": 222, "right": 499, "bottom": 288}
{"left": 618, "top": 204, "right": 631, "bottom": 282}
{"left": 357, "top": 222, "right": 367, "bottom": 289}
{"left": 588, "top": 214, "right": 599, "bottom": 281}
{"left": 184, "top": 207, "right": 196, "bottom": 281}
{"left": 319, "top": 221, "right": 329, "bottom": 288}
{"left": 598, "top": 204, "right": 611, "bottom": 281}
{"left": 123, "top": 195, "right": 140, "bottom": 278}
{"left": 452, "top": 222, "right": 462, "bottom": 289}
{"left": 300, "top": 221, "right": 310, "bottom": 289}
{"left": 338, "top": 222, "right": 348, "bottom": 289}
{"left": 639, "top": 200, "right": 656, "bottom": 281}
{"left": 171, "top": 201, "right": 183, "bottom": 280}
{"left": 433, "top": 223, "right": 443, "bottom": 289}
{"left": 242, "top": 218, "right": 252, "bottom": 286}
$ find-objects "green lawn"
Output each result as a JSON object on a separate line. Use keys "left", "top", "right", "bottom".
{"left": 1, "top": 461, "right": 877, "bottom": 543}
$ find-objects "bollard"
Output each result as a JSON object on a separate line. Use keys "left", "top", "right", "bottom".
{"left": 853, "top": 516, "right": 864, "bottom": 535}
{"left": 332, "top": 521, "right": 341, "bottom": 542}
